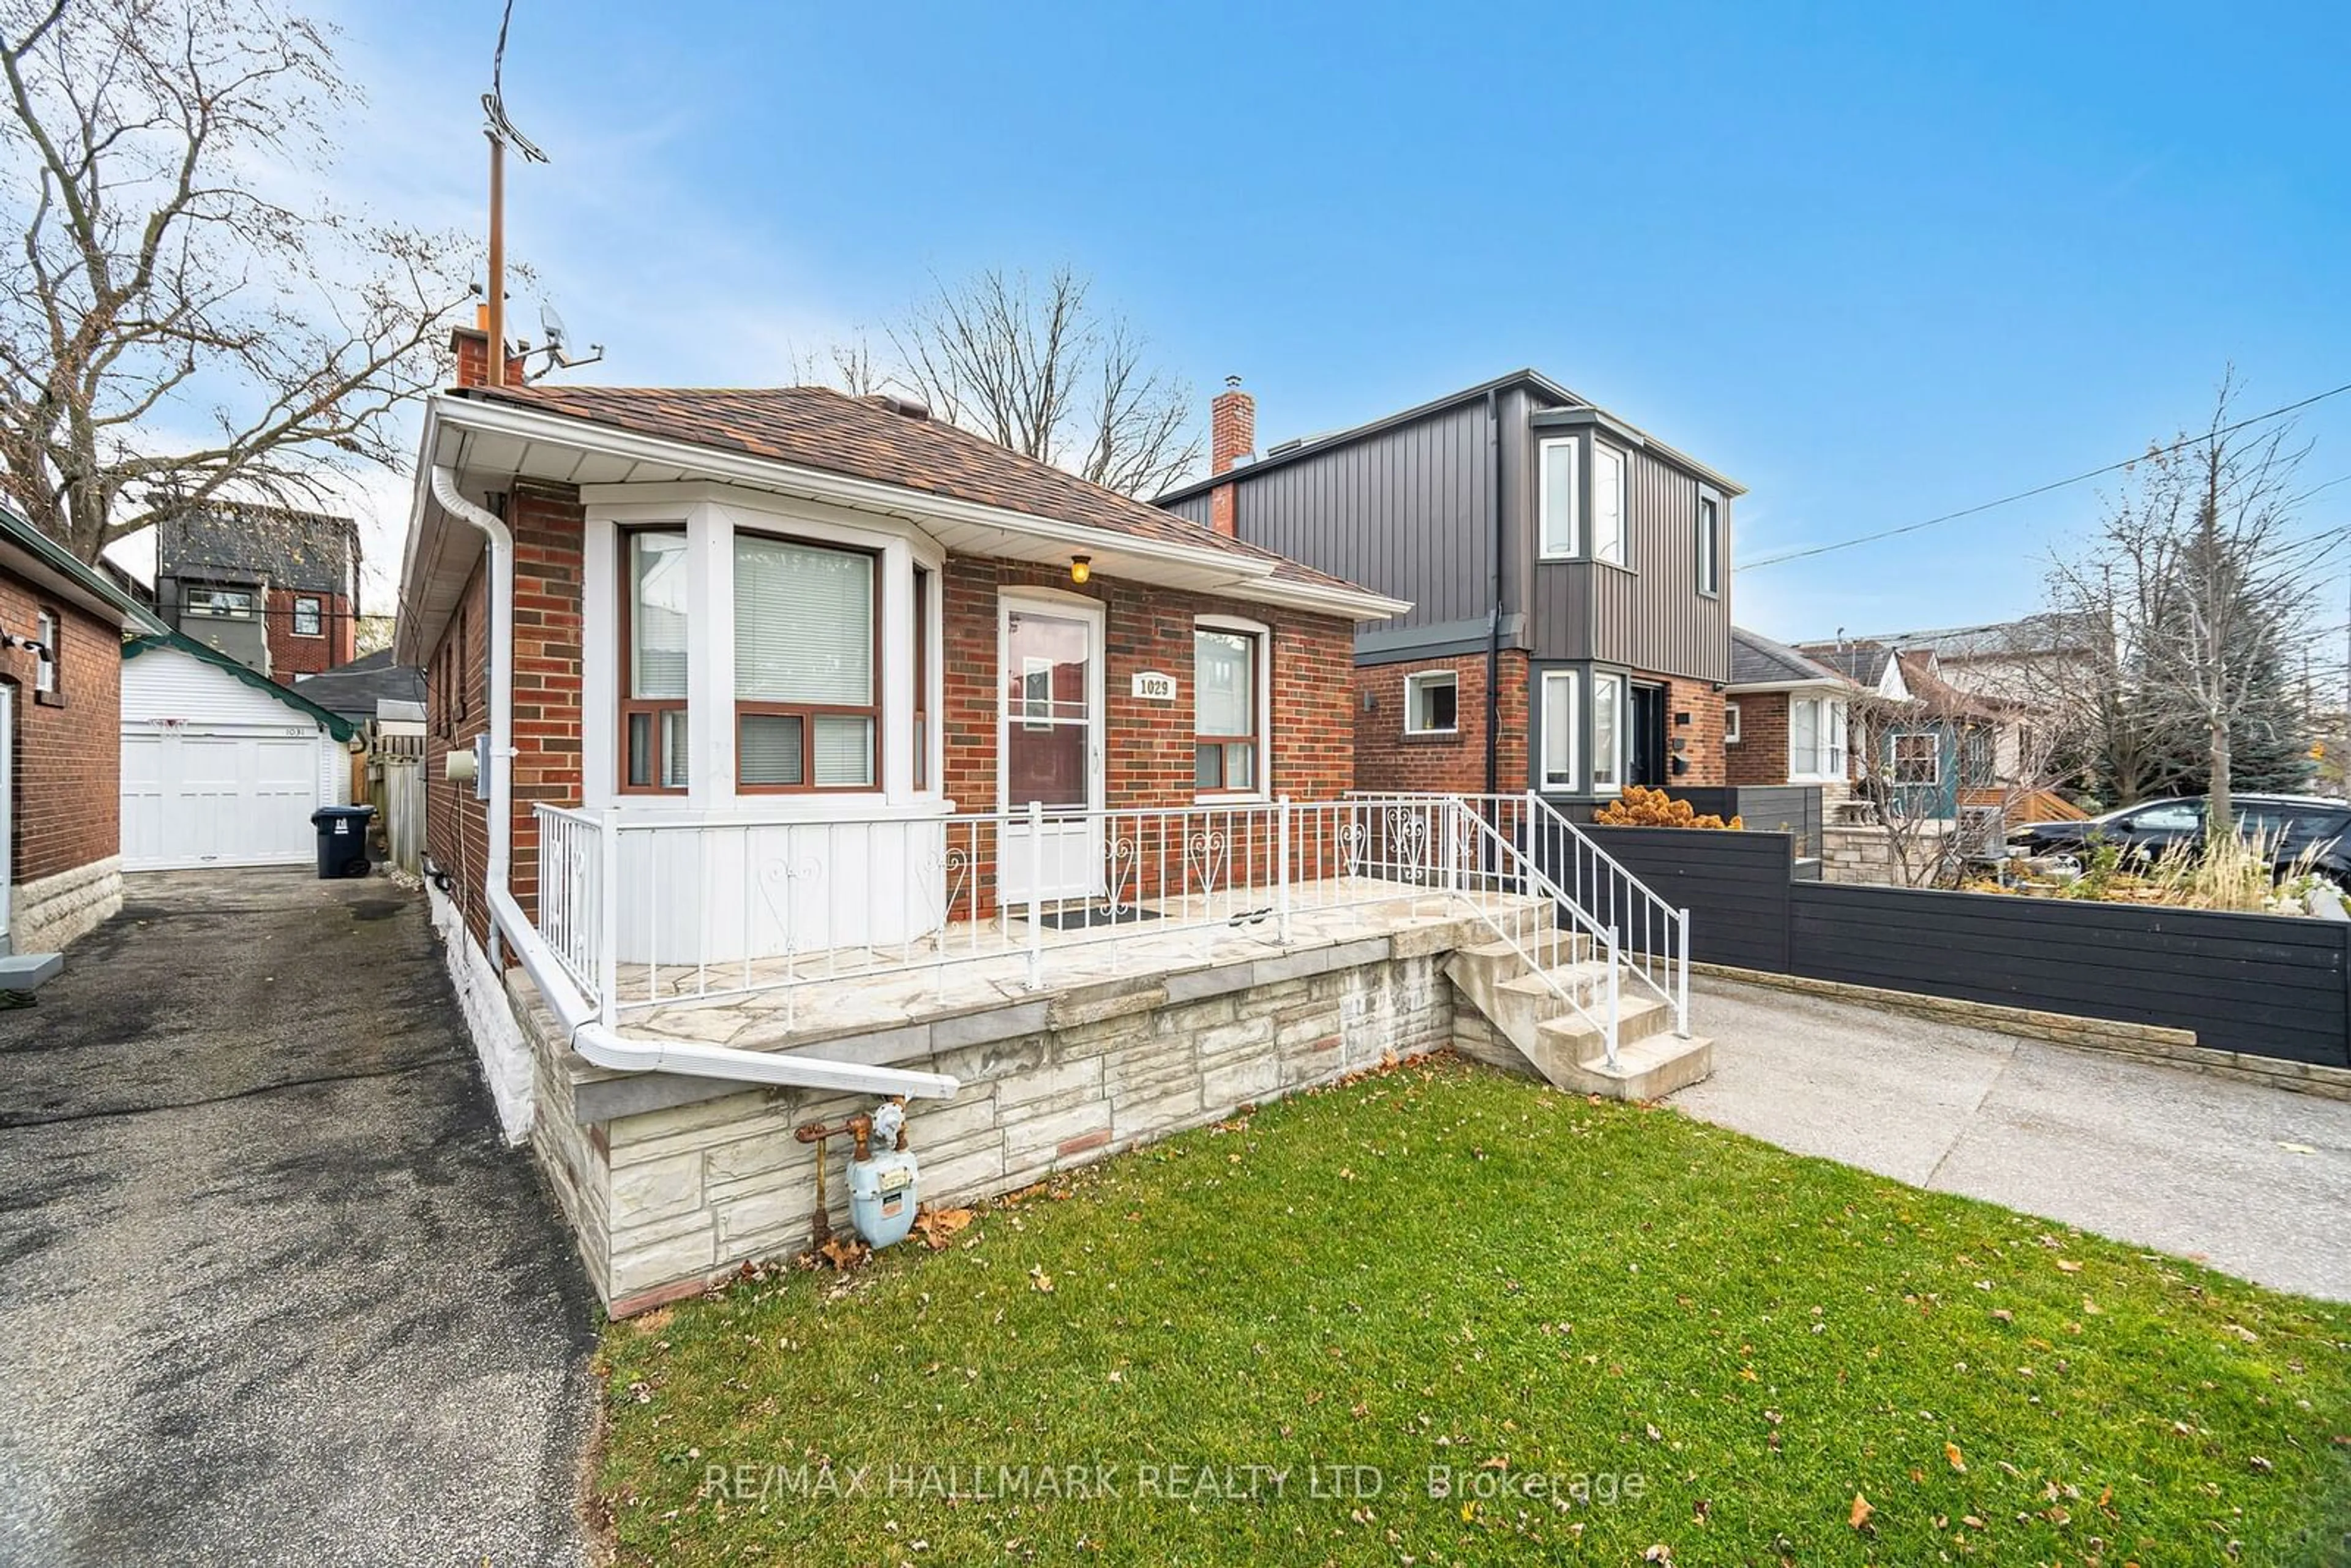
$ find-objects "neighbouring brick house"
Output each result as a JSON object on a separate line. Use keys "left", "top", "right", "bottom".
{"left": 1725, "top": 625, "right": 1853, "bottom": 799}
{"left": 0, "top": 505, "right": 168, "bottom": 961}
{"left": 1156, "top": 370, "right": 1744, "bottom": 812}
{"left": 155, "top": 500, "right": 361, "bottom": 678}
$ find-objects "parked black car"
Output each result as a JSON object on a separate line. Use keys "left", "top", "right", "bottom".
{"left": 2008, "top": 793, "right": 2351, "bottom": 883}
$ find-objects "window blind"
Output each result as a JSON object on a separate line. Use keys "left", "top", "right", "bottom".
{"left": 631, "top": 532, "right": 689, "bottom": 699}
{"left": 735, "top": 536, "right": 872, "bottom": 704}
{"left": 738, "top": 713, "right": 803, "bottom": 786}
{"left": 1194, "top": 631, "right": 1254, "bottom": 736}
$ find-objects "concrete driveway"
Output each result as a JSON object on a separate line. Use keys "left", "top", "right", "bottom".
{"left": 1678, "top": 975, "right": 2351, "bottom": 1301}
{"left": 0, "top": 871, "right": 598, "bottom": 1567}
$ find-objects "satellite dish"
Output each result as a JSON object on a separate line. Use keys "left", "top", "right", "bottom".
{"left": 540, "top": 302, "right": 566, "bottom": 352}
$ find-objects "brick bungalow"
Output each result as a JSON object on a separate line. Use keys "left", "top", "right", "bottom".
{"left": 0, "top": 505, "right": 169, "bottom": 964}
{"left": 393, "top": 338, "right": 1405, "bottom": 1060}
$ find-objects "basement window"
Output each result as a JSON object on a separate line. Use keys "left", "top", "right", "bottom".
{"left": 1403, "top": 670, "right": 1458, "bottom": 735}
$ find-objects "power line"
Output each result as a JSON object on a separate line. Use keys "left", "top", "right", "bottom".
{"left": 1736, "top": 379, "right": 2351, "bottom": 573}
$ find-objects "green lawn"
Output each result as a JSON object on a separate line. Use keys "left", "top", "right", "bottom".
{"left": 596, "top": 1056, "right": 2351, "bottom": 1566}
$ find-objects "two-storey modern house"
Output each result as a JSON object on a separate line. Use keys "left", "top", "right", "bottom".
{"left": 1156, "top": 371, "right": 1744, "bottom": 810}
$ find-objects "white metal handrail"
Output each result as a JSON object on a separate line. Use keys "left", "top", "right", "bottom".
{"left": 1449, "top": 801, "right": 1624, "bottom": 1066}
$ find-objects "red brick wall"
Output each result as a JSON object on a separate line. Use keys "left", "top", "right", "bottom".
{"left": 0, "top": 571, "right": 120, "bottom": 883}
{"left": 1724, "top": 691, "right": 1788, "bottom": 786}
{"left": 939, "top": 557, "right": 1354, "bottom": 812}
{"left": 1351, "top": 651, "right": 1529, "bottom": 796}
{"left": 264, "top": 587, "right": 354, "bottom": 676}
{"left": 1654, "top": 672, "right": 1727, "bottom": 788}
{"left": 422, "top": 483, "right": 585, "bottom": 951}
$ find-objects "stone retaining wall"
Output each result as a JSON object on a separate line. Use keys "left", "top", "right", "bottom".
{"left": 512, "top": 926, "right": 1490, "bottom": 1316}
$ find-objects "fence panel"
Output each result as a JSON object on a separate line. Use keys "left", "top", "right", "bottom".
{"left": 1789, "top": 882, "right": 2351, "bottom": 1067}
{"left": 1572, "top": 827, "right": 1794, "bottom": 972}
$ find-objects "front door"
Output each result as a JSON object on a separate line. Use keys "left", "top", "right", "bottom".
{"left": 1627, "top": 683, "right": 1668, "bottom": 789}
{"left": 999, "top": 598, "right": 1104, "bottom": 905}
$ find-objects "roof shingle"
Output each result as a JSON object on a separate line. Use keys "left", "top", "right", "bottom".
{"left": 456, "top": 384, "right": 1371, "bottom": 597}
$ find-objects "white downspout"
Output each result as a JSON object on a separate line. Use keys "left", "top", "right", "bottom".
{"left": 427, "top": 465, "right": 959, "bottom": 1102}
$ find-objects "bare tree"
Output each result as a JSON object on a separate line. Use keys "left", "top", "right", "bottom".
{"left": 807, "top": 266, "right": 1203, "bottom": 498}
{"left": 0, "top": 0, "right": 476, "bottom": 563}
{"left": 2047, "top": 373, "right": 2326, "bottom": 838}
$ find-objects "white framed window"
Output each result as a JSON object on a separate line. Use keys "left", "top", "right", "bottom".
{"left": 1194, "top": 616, "right": 1269, "bottom": 797}
{"left": 1696, "top": 493, "right": 1720, "bottom": 596}
{"left": 1537, "top": 438, "right": 1580, "bottom": 559}
{"left": 33, "top": 608, "right": 57, "bottom": 697}
{"left": 1590, "top": 670, "right": 1626, "bottom": 792}
{"left": 733, "top": 533, "right": 879, "bottom": 791}
{"left": 1539, "top": 670, "right": 1579, "bottom": 791}
{"left": 292, "top": 596, "right": 323, "bottom": 637}
{"left": 1788, "top": 694, "right": 1848, "bottom": 781}
{"left": 1591, "top": 444, "right": 1627, "bottom": 566}
{"left": 621, "top": 528, "right": 690, "bottom": 792}
{"left": 1889, "top": 730, "right": 1941, "bottom": 786}
{"left": 1723, "top": 700, "right": 1741, "bottom": 745}
{"left": 184, "top": 586, "right": 255, "bottom": 620}
{"left": 1403, "top": 670, "right": 1458, "bottom": 735}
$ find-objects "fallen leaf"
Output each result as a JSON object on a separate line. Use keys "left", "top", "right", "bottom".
{"left": 1643, "top": 1547, "right": 1672, "bottom": 1564}
{"left": 913, "top": 1206, "right": 977, "bottom": 1251}
{"left": 1946, "top": 1442, "right": 1967, "bottom": 1472}
{"left": 1990, "top": 1308, "right": 2014, "bottom": 1325}
{"left": 2055, "top": 1259, "right": 2083, "bottom": 1274}
{"left": 816, "top": 1234, "right": 869, "bottom": 1272}
{"left": 1848, "top": 1493, "right": 1874, "bottom": 1530}
{"left": 1028, "top": 1265, "right": 1054, "bottom": 1294}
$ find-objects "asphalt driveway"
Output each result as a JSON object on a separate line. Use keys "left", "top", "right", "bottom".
{"left": 0, "top": 871, "right": 598, "bottom": 1567}
{"left": 1678, "top": 975, "right": 2351, "bottom": 1301}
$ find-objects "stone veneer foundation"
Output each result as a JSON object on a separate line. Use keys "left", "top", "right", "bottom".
{"left": 506, "top": 911, "right": 1516, "bottom": 1316}
{"left": 10, "top": 856, "right": 122, "bottom": 954}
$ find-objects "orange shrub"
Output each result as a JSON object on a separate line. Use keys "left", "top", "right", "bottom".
{"left": 1591, "top": 784, "right": 1742, "bottom": 831}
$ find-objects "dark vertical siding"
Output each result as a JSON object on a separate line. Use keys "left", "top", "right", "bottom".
{"left": 1163, "top": 493, "right": 1213, "bottom": 528}
{"left": 1531, "top": 438, "right": 1730, "bottom": 680}
{"left": 1224, "top": 401, "right": 1496, "bottom": 635}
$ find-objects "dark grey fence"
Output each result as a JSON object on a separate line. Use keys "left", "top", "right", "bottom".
{"left": 1578, "top": 826, "right": 2351, "bottom": 1067}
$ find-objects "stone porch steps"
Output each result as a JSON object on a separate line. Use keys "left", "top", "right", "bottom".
{"left": 1444, "top": 936, "right": 1712, "bottom": 1101}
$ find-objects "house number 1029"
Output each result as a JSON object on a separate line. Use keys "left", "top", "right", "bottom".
{"left": 1131, "top": 671, "right": 1177, "bottom": 702}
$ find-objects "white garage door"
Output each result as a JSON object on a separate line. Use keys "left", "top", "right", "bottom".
{"left": 122, "top": 724, "right": 329, "bottom": 869}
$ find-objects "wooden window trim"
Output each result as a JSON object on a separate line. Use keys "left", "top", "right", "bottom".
{"left": 1193, "top": 621, "right": 1267, "bottom": 800}
{"left": 618, "top": 525, "right": 689, "bottom": 796}
{"left": 732, "top": 530, "right": 884, "bottom": 795}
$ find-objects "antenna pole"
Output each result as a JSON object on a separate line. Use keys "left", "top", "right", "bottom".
{"left": 486, "top": 129, "right": 506, "bottom": 388}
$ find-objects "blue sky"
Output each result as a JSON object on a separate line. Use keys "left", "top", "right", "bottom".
{"left": 330, "top": 1, "right": 2351, "bottom": 640}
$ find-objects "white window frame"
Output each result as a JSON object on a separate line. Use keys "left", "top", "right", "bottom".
{"left": 1402, "top": 669, "right": 1459, "bottom": 736}
{"left": 184, "top": 586, "right": 256, "bottom": 620}
{"left": 1695, "top": 492, "right": 1720, "bottom": 597}
{"left": 580, "top": 484, "right": 941, "bottom": 811}
{"left": 1537, "top": 437, "right": 1580, "bottom": 560}
{"left": 1589, "top": 670, "right": 1627, "bottom": 793}
{"left": 1591, "top": 443, "right": 1629, "bottom": 568}
{"left": 291, "top": 596, "right": 323, "bottom": 637}
{"left": 1539, "top": 669, "right": 1579, "bottom": 792}
{"left": 1194, "top": 613, "right": 1272, "bottom": 803}
{"left": 1889, "top": 730, "right": 1941, "bottom": 787}
{"left": 33, "top": 609, "right": 56, "bottom": 696}
{"left": 1722, "top": 700, "right": 1741, "bottom": 745}
{"left": 1788, "top": 694, "right": 1848, "bottom": 782}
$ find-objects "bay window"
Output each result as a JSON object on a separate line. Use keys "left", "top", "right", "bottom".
{"left": 1788, "top": 694, "right": 1848, "bottom": 781}
{"left": 621, "top": 529, "right": 689, "bottom": 791}
{"left": 1194, "top": 624, "right": 1264, "bottom": 794}
{"left": 733, "top": 533, "right": 877, "bottom": 790}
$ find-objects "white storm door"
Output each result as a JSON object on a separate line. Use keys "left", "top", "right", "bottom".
{"left": 997, "top": 599, "right": 1103, "bottom": 906}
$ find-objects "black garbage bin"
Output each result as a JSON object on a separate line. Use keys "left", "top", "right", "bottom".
{"left": 310, "top": 805, "right": 375, "bottom": 879}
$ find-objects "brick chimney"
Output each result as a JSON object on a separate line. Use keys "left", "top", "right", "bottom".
{"left": 1208, "top": 375, "right": 1254, "bottom": 537}
{"left": 450, "top": 302, "right": 525, "bottom": 389}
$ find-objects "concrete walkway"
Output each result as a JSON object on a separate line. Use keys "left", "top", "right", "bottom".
{"left": 1675, "top": 977, "right": 2351, "bottom": 1301}
{"left": 0, "top": 871, "right": 598, "bottom": 1568}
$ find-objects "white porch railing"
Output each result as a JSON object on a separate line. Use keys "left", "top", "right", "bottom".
{"left": 527, "top": 791, "right": 1690, "bottom": 1055}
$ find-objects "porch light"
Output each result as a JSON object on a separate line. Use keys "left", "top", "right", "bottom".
{"left": 1069, "top": 553, "right": 1091, "bottom": 585}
